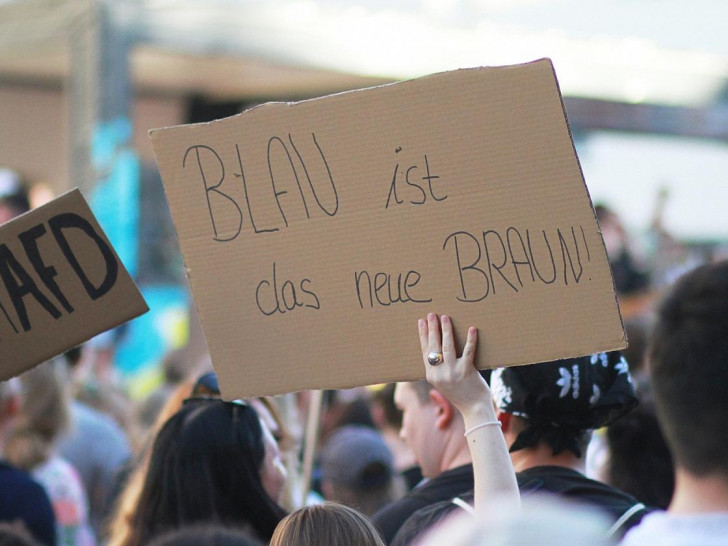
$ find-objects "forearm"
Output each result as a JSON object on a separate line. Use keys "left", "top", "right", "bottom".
{"left": 461, "top": 404, "right": 519, "bottom": 508}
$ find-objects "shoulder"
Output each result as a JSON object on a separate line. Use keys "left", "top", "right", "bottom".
{"left": 373, "top": 466, "right": 474, "bottom": 543}
{"left": 621, "top": 512, "right": 728, "bottom": 546}
{"left": 518, "top": 467, "right": 653, "bottom": 536}
{"left": 391, "top": 494, "right": 473, "bottom": 546}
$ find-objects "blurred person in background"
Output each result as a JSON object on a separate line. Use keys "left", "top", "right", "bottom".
{"left": 0, "top": 378, "right": 56, "bottom": 546}
{"left": 585, "top": 316, "right": 675, "bottom": 511}
{"left": 603, "top": 383, "right": 674, "bottom": 510}
{"left": 318, "top": 425, "right": 405, "bottom": 517}
{"left": 6, "top": 359, "right": 94, "bottom": 546}
{"left": 270, "top": 502, "right": 385, "bottom": 546}
{"left": 370, "top": 384, "right": 422, "bottom": 491}
{"left": 147, "top": 524, "right": 263, "bottom": 546}
{"left": 0, "top": 167, "right": 30, "bottom": 224}
{"left": 57, "top": 348, "right": 131, "bottom": 540}
{"left": 595, "top": 203, "right": 651, "bottom": 299}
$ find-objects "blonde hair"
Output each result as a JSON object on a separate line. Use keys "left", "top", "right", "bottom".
{"left": 6, "top": 358, "right": 70, "bottom": 470}
{"left": 270, "top": 502, "right": 385, "bottom": 546}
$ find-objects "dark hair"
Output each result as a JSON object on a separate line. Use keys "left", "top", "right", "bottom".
{"left": 605, "top": 382, "right": 674, "bottom": 509}
{"left": 269, "top": 502, "right": 385, "bottom": 546}
{"left": 649, "top": 260, "right": 728, "bottom": 476}
{"left": 147, "top": 524, "right": 263, "bottom": 546}
{"left": 127, "top": 399, "right": 287, "bottom": 545}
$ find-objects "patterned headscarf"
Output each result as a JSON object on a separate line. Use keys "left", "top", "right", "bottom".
{"left": 490, "top": 352, "right": 637, "bottom": 458}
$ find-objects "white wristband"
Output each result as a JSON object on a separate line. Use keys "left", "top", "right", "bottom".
{"left": 464, "top": 420, "right": 501, "bottom": 437}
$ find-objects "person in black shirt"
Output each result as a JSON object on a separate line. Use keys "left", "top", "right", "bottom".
{"left": 392, "top": 317, "right": 650, "bottom": 545}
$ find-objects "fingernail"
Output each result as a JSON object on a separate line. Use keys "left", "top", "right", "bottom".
{"left": 418, "top": 319, "right": 425, "bottom": 328}
{"left": 428, "top": 312, "right": 436, "bottom": 321}
{"left": 441, "top": 315, "right": 449, "bottom": 324}
{"left": 469, "top": 327, "right": 476, "bottom": 335}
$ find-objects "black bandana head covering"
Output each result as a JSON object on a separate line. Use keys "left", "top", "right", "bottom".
{"left": 490, "top": 351, "right": 637, "bottom": 458}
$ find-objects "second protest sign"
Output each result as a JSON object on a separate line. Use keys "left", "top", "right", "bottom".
{"left": 151, "top": 58, "right": 625, "bottom": 399}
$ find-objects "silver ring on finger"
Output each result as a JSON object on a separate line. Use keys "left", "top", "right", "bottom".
{"left": 427, "top": 351, "right": 444, "bottom": 366}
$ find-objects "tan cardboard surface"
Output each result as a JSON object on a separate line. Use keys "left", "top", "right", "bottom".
{"left": 150, "top": 59, "right": 625, "bottom": 399}
{"left": 0, "top": 189, "right": 149, "bottom": 380}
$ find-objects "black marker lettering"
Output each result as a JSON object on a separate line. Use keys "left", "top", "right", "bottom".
{"left": 558, "top": 227, "right": 584, "bottom": 285}
{"left": 183, "top": 145, "right": 242, "bottom": 242}
{"left": 443, "top": 231, "right": 489, "bottom": 302}
{"left": 423, "top": 154, "right": 446, "bottom": 201}
{"left": 19, "top": 224, "right": 73, "bottom": 313}
{"left": 234, "top": 144, "right": 278, "bottom": 235}
{"left": 405, "top": 166, "right": 427, "bottom": 205}
{"left": 527, "top": 229, "right": 557, "bottom": 284}
{"left": 48, "top": 213, "right": 118, "bottom": 300}
{"left": 0, "top": 244, "right": 61, "bottom": 331}
{"left": 506, "top": 227, "right": 535, "bottom": 287}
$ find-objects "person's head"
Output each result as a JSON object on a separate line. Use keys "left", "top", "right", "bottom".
{"left": 370, "top": 383, "right": 402, "bottom": 431}
{"left": 269, "top": 502, "right": 385, "bottom": 546}
{"left": 605, "top": 382, "right": 674, "bottom": 509}
{"left": 147, "top": 524, "right": 263, "bottom": 546}
{"left": 648, "top": 260, "right": 728, "bottom": 478}
{"left": 319, "top": 425, "right": 402, "bottom": 516}
{"left": 491, "top": 352, "right": 637, "bottom": 461}
{"left": 0, "top": 168, "right": 30, "bottom": 224}
{"left": 394, "top": 380, "right": 464, "bottom": 478}
{"left": 4, "top": 358, "right": 70, "bottom": 470}
{"left": 128, "top": 398, "right": 287, "bottom": 545}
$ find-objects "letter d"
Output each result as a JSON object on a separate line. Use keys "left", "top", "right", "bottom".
{"left": 49, "top": 213, "right": 119, "bottom": 300}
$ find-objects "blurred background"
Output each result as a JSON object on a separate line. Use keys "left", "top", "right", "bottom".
{"left": 1, "top": 0, "right": 726, "bottom": 395}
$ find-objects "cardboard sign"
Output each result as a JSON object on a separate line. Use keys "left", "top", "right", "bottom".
{"left": 0, "top": 189, "right": 148, "bottom": 380}
{"left": 150, "top": 59, "right": 625, "bottom": 399}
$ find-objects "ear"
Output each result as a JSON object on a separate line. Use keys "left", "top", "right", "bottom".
{"left": 497, "top": 411, "right": 511, "bottom": 433}
{"left": 429, "top": 389, "right": 455, "bottom": 430}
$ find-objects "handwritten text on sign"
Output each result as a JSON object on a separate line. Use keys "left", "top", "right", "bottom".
{"left": 151, "top": 59, "right": 624, "bottom": 399}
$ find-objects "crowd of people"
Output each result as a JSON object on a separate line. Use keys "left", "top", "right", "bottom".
{"left": 1, "top": 167, "right": 727, "bottom": 546}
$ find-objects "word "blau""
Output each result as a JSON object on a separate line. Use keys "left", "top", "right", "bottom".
{"left": 183, "top": 132, "right": 339, "bottom": 241}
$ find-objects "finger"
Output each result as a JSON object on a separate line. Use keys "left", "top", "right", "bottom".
{"left": 462, "top": 326, "right": 478, "bottom": 364}
{"left": 418, "top": 318, "right": 428, "bottom": 357}
{"left": 427, "top": 312, "right": 441, "bottom": 353}
{"left": 440, "top": 315, "right": 455, "bottom": 361}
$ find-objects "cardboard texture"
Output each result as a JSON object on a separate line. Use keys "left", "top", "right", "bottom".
{"left": 0, "top": 189, "right": 148, "bottom": 380}
{"left": 150, "top": 58, "right": 625, "bottom": 399}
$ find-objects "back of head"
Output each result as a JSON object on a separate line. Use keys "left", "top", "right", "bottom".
{"left": 649, "top": 260, "right": 728, "bottom": 477}
{"left": 5, "top": 359, "right": 70, "bottom": 470}
{"left": 130, "top": 399, "right": 285, "bottom": 544}
{"left": 491, "top": 352, "right": 637, "bottom": 457}
{"left": 15, "top": 359, "right": 70, "bottom": 442}
{"left": 319, "top": 426, "right": 400, "bottom": 516}
{"left": 147, "top": 524, "right": 263, "bottom": 546}
{"left": 270, "top": 502, "right": 385, "bottom": 546}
